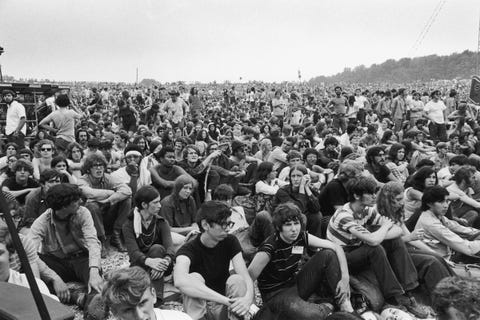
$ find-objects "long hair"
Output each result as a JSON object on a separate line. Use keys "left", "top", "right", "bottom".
{"left": 410, "top": 166, "right": 437, "bottom": 192}
{"left": 172, "top": 175, "right": 196, "bottom": 201}
{"left": 376, "top": 181, "right": 404, "bottom": 223}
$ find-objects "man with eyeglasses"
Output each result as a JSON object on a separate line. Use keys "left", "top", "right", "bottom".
{"left": 1, "top": 159, "right": 40, "bottom": 205}
{"left": 78, "top": 153, "right": 132, "bottom": 254}
{"left": 174, "top": 200, "right": 254, "bottom": 320}
{"left": 327, "top": 176, "right": 428, "bottom": 318}
{"left": 23, "top": 169, "right": 62, "bottom": 230}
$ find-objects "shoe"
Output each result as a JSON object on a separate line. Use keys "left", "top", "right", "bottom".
{"left": 395, "top": 295, "right": 429, "bottom": 319}
{"left": 101, "top": 243, "right": 107, "bottom": 259}
{"left": 110, "top": 230, "right": 127, "bottom": 252}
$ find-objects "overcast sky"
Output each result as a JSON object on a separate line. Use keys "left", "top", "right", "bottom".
{"left": 0, "top": 0, "right": 478, "bottom": 83}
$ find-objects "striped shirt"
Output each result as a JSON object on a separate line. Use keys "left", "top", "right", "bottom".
{"left": 327, "top": 203, "right": 382, "bottom": 247}
{"left": 257, "top": 231, "right": 308, "bottom": 295}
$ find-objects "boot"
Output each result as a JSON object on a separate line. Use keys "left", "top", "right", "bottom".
{"left": 110, "top": 230, "right": 127, "bottom": 252}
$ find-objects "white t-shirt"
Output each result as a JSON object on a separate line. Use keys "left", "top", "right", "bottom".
{"left": 424, "top": 100, "right": 446, "bottom": 124}
{"left": 7, "top": 269, "right": 58, "bottom": 301}
{"left": 41, "top": 108, "right": 81, "bottom": 142}
{"left": 154, "top": 308, "right": 192, "bottom": 320}
{"left": 6, "top": 101, "right": 26, "bottom": 135}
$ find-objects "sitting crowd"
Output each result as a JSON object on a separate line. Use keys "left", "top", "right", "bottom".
{"left": 1, "top": 83, "right": 480, "bottom": 320}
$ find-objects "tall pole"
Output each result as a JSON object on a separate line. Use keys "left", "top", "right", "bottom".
{"left": 477, "top": 10, "right": 480, "bottom": 75}
{"left": 0, "top": 64, "right": 3, "bottom": 83}
{"left": 136, "top": 67, "right": 138, "bottom": 85}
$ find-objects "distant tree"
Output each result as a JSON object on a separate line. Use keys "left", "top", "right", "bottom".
{"left": 310, "top": 50, "right": 478, "bottom": 84}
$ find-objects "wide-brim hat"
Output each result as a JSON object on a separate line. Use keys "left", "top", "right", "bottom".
{"left": 168, "top": 90, "right": 180, "bottom": 96}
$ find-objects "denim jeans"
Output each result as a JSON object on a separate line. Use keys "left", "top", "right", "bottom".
{"left": 260, "top": 249, "right": 341, "bottom": 320}
{"left": 344, "top": 238, "right": 418, "bottom": 299}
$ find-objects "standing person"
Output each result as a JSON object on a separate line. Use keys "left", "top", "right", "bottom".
{"left": 164, "top": 90, "right": 189, "bottom": 129}
{"left": 38, "top": 94, "right": 83, "bottom": 153}
{"left": 123, "top": 186, "right": 175, "bottom": 306}
{"left": 327, "top": 176, "right": 429, "bottom": 318}
{"left": 424, "top": 90, "right": 448, "bottom": 143}
{"left": 391, "top": 88, "right": 407, "bottom": 133}
{"left": 354, "top": 89, "right": 368, "bottom": 126}
{"left": 325, "top": 86, "right": 348, "bottom": 134}
{"left": 102, "top": 267, "right": 192, "bottom": 320}
{"left": 2, "top": 89, "right": 26, "bottom": 147}
{"left": 174, "top": 201, "right": 254, "bottom": 320}
{"left": 189, "top": 87, "right": 203, "bottom": 118}
{"left": 248, "top": 203, "right": 353, "bottom": 319}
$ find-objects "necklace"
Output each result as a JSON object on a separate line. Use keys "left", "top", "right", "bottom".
{"left": 138, "top": 217, "right": 157, "bottom": 248}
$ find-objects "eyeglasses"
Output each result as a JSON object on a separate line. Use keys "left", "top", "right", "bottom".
{"left": 216, "top": 221, "right": 235, "bottom": 230}
{"left": 92, "top": 163, "right": 105, "bottom": 168}
{"left": 41, "top": 148, "right": 52, "bottom": 152}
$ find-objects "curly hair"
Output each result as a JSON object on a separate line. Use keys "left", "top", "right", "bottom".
{"left": 102, "top": 266, "right": 152, "bottom": 312}
{"left": 66, "top": 142, "right": 84, "bottom": 161}
{"left": 46, "top": 184, "right": 82, "bottom": 210}
{"left": 35, "top": 139, "right": 55, "bottom": 157}
{"left": 376, "top": 181, "right": 404, "bottom": 223}
{"left": 82, "top": 153, "right": 108, "bottom": 174}
{"left": 12, "top": 159, "right": 33, "bottom": 174}
{"left": 432, "top": 276, "right": 480, "bottom": 318}
{"left": 183, "top": 144, "right": 201, "bottom": 160}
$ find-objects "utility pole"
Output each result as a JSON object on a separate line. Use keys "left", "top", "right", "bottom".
{"left": 477, "top": 11, "right": 480, "bottom": 75}
{"left": 136, "top": 67, "right": 138, "bottom": 85}
{"left": 0, "top": 46, "right": 4, "bottom": 82}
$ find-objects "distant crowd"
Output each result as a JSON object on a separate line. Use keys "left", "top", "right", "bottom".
{"left": 0, "top": 79, "right": 479, "bottom": 320}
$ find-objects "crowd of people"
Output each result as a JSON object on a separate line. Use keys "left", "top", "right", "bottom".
{"left": 0, "top": 80, "right": 480, "bottom": 320}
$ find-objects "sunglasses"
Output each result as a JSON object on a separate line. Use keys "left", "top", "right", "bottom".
{"left": 41, "top": 148, "right": 52, "bottom": 151}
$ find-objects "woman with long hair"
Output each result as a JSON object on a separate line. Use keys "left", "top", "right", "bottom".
{"left": 133, "top": 135, "right": 149, "bottom": 156}
{"left": 122, "top": 185, "right": 174, "bottom": 306}
{"left": 32, "top": 139, "right": 55, "bottom": 180}
{"left": 376, "top": 182, "right": 455, "bottom": 302}
{"left": 161, "top": 129, "right": 175, "bottom": 149}
{"left": 254, "top": 138, "right": 273, "bottom": 162}
{"left": 404, "top": 166, "right": 438, "bottom": 222}
{"left": 65, "top": 142, "right": 84, "bottom": 179}
{"left": 177, "top": 144, "right": 221, "bottom": 204}
{"left": 273, "top": 164, "right": 322, "bottom": 237}
{"left": 385, "top": 143, "right": 410, "bottom": 183}
{"left": 159, "top": 175, "right": 198, "bottom": 248}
